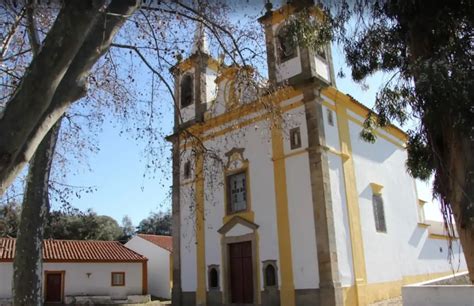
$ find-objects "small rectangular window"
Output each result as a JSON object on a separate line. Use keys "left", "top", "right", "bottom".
{"left": 327, "top": 108, "right": 334, "bottom": 126}
{"left": 227, "top": 171, "right": 247, "bottom": 213}
{"left": 289, "top": 127, "right": 301, "bottom": 150}
{"left": 111, "top": 272, "right": 125, "bottom": 286}
{"left": 183, "top": 161, "right": 191, "bottom": 179}
{"left": 372, "top": 194, "right": 387, "bottom": 233}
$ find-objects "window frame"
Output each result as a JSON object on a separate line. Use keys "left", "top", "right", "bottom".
{"left": 111, "top": 272, "right": 125, "bottom": 287}
{"left": 289, "top": 127, "right": 302, "bottom": 150}
{"left": 183, "top": 160, "right": 191, "bottom": 180}
{"left": 225, "top": 169, "right": 250, "bottom": 215}
{"left": 372, "top": 193, "right": 387, "bottom": 233}
{"left": 262, "top": 260, "right": 278, "bottom": 289}
{"left": 326, "top": 108, "right": 334, "bottom": 126}
{"left": 208, "top": 265, "right": 220, "bottom": 290}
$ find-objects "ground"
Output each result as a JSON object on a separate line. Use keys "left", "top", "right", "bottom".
{"left": 368, "top": 297, "right": 403, "bottom": 306}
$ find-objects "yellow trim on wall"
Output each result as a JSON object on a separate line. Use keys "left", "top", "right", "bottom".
{"left": 174, "top": 56, "right": 220, "bottom": 74}
{"left": 178, "top": 86, "right": 302, "bottom": 139}
{"left": 370, "top": 183, "right": 384, "bottom": 195}
{"left": 178, "top": 99, "right": 304, "bottom": 151}
{"left": 259, "top": 3, "right": 324, "bottom": 26}
{"left": 335, "top": 101, "right": 367, "bottom": 306}
{"left": 271, "top": 121, "right": 296, "bottom": 306}
{"left": 195, "top": 153, "right": 206, "bottom": 305}
{"left": 222, "top": 211, "right": 255, "bottom": 225}
{"left": 342, "top": 270, "right": 460, "bottom": 305}
{"left": 428, "top": 233, "right": 456, "bottom": 240}
{"left": 322, "top": 87, "right": 407, "bottom": 143}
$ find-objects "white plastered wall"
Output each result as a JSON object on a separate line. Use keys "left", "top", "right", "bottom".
{"left": 282, "top": 106, "right": 320, "bottom": 289}
{"left": 347, "top": 117, "right": 466, "bottom": 284}
{"left": 180, "top": 180, "right": 197, "bottom": 292}
{"left": 322, "top": 102, "right": 355, "bottom": 286}
{"left": 0, "top": 262, "right": 13, "bottom": 298}
{"left": 125, "top": 237, "right": 171, "bottom": 298}
{"left": 200, "top": 118, "right": 281, "bottom": 291}
{"left": 0, "top": 262, "right": 142, "bottom": 299}
{"left": 205, "top": 68, "right": 218, "bottom": 104}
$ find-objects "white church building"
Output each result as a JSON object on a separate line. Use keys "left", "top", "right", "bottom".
{"left": 167, "top": 2, "right": 467, "bottom": 306}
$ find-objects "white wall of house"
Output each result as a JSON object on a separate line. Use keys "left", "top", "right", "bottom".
{"left": 0, "top": 263, "right": 13, "bottom": 299}
{"left": 126, "top": 237, "right": 171, "bottom": 298}
{"left": 0, "top": 262, "right": 143, "bottom": 300}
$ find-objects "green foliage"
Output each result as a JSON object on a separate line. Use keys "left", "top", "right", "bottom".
{"left": 405, "top": 132, "right": 433, "bottom": 181}
{"left": 136, "top": 210, "right": 171, "bottom": 236}
{"left": 0, "top": 201, "right": 21, "bottom": 237}
{"left": 285, "top": 9, "right": 333, "bottom": 53}
{"left": 44, "top": 208, "right": 122, "bottom": 241}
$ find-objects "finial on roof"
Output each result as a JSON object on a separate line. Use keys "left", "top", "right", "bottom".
{"left": 191, "top": 21, "right": 209, "bottom": 55}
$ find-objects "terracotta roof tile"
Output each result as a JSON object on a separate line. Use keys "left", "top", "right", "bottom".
{"left": 137, "top": 234, "right": 172, "bottom": 252}
{"left": 0, "top": 238, "right": 147, "bottom": 262}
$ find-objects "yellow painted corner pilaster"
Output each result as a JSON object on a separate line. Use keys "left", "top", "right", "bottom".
{"left": 195, "top": 153, "right": 206, "bottom": 305}
{"left": 270, "top": 123, "right": 296, "bottom": 306}
{"left": 335, "top": 102, "right": 367, "bottom": 306}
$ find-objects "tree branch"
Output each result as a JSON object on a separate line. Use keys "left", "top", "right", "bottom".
{"left": 25, "top": 0, "right": 41, "bottom": 56}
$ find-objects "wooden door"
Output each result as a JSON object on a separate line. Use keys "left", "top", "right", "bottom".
{"left": 229, "top": 241, "right": 253, "bottom": 304}
{"left": 45, "top": 272, "right": 63, "bottom": 302}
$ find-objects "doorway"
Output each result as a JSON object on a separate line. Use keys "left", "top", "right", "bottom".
{"left": 229, "top": 241, "right": 253, "bottom": 304}
{"left": 45, "top": 271, "right": 64, "bottom": 303}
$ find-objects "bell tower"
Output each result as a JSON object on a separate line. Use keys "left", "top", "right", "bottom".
{"left": 171, "top": 22, "right": 219, "bottom": 131}
{"left": 259, "top": 0, "right": 336, "bottom": 87}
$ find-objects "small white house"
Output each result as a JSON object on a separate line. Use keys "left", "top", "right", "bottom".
{"left": 126, "top": 234, "right": 172, "bottom": 299}
{"left": 0, "top": 238, "right": 148, "bottom": 304}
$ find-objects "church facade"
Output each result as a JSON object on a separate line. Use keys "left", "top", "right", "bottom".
{"left": 168, "top": 2, "right": 466, "bottom": 306}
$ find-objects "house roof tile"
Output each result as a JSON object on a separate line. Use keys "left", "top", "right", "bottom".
{"left": 137, "top": 234, "right": 172, "bottom": 252}
{"left": 0, "top": 238, "right": 147, "bottom": 262}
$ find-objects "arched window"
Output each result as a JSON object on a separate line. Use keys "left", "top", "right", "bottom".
{"left": 262, "top": 260, "right": 278, "bottom": 288}
{"left": 277, "top": 25, "right": 296, "bottom": 62}
{"left": 208, "top": 266, "right": 219, "bottom": 289}
{"left": 180, "top": 74, "right": 193, "bottom": 108}
{"left": 265, "top": 265, "right": 276, "bottom": 286}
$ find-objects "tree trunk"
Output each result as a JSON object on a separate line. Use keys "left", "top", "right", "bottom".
{"left": 12, "top": 120, "right": 61, "bottom": 306}
{"left": 440, "top": 128, "right": 474, "bottom": 283}
{"left": 404, "top": 4, "right": 474, "bottom": 282}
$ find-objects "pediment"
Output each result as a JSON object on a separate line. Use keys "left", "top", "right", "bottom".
{"left": 217, "top": 216, "right": 259, "bottom": 236}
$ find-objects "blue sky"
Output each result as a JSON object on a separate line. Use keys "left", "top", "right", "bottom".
{"left": 51, "top": 3, "right": 441, "bottom": 227}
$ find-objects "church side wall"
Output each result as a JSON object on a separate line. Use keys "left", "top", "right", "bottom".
{"left": 348, "top": 117, "right": 466, "bottom": 283}
{"left": 320, "top": 90, "right": 467, "bottom": 304}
